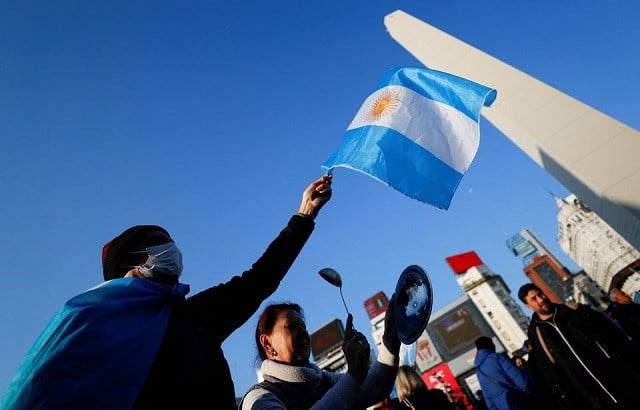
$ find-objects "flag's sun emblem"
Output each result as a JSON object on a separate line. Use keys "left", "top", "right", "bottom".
{"left": 368, "top": 89, "right": 399, "bottom": 120}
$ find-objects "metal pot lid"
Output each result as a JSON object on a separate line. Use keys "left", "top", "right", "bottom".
{"left": 393, "top": 265, "right": 433, "bottom": 345}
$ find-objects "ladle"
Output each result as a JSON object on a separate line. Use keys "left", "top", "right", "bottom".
{"left": 318, "top": 268, "right": 350, "bottom": 315}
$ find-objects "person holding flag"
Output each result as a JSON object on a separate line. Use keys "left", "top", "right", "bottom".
{"left": 1, "top": 175, "right": 332, "bottom": 410}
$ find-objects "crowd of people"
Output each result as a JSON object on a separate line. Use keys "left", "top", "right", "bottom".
{"left": 3, "top": 173, "right": 640, "bottom": 409}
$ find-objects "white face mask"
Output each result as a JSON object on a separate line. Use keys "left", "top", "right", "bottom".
{"left": 137, "top": 242, "right": 183, "bottom": 278}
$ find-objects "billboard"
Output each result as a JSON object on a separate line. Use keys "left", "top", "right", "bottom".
{"left": 428, "top": 300, "right": 488, "bottom": 359}
{"left": 310, "top": 319, "right": 344, "bottom": 360}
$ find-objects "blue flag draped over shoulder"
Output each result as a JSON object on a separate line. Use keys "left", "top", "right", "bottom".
{"left": 1, "top": 278, "right": 189, "bottom": 410}
{"left": 322, "top": 67, "right": 497, "bottom": 209}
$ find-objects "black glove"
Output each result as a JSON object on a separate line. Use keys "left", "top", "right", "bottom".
{"left": 382, "top": 294, "right": 401, "bottom": 354}
{"left": 342, "top": 313, "right": 370, "bottom": 384}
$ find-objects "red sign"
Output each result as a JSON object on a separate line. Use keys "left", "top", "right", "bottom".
{"left": 363, "top": 291, "right": 389, "bottom": 320}
{"left": 445, "top": 251, "right": 483, "bottom": 275}
{"left": 422, "top": 362, "right": 473, "bottom": 410}
{"left": 310, "top": 319, "right": 344, "bottom": 360}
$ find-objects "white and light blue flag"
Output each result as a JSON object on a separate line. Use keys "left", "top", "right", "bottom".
{"left": 1, "top": 278, "right": 190, "bottom": 410}
{"left": 322, "top": 67, "right": 497, "bottom": 209}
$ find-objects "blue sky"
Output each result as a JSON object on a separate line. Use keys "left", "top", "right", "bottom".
{"left": 1, "top": 0, "right": 638, "bottom": 398}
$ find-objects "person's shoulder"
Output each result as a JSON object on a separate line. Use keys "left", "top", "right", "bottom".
{"left": 240, "top": 384, "right": 284, "bottom": 410}
{"left": 559, "top": 302, "right": 591, "bottom": 316}
{"left": 493, "top": 351, "right": 515, "bottom": 367}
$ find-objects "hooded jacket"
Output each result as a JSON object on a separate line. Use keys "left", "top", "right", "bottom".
{"left": 474, "top": 348, "right": 532, "bottom": 410}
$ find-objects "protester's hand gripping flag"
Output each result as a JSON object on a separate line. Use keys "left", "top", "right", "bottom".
{"left": 322, "top": 67, "right": 497, "bottom": 210}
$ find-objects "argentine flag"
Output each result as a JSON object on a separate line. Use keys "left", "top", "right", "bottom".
{"left": 322, "top": 67, "right": 497, "bottom": 209}
{"left": 1, "top": 278, "right": 190, "bottom": 410}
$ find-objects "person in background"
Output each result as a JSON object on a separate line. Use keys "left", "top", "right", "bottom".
{"left": 240, "top": 297, "right": 400, "bottom": 409}
{"left": 473, "top": 336, "right": 533, "bottom": 410}
{"left": 519, "top": 283, "right": 640, "bottom": 410}
{"left": 605, "top": 287, "right": 640, "bottom": 343}
{"left": 394, "top": 365, "right": 453, "bottom": 410}
{"left": 1, "top": 175, "right": 332, "bottom": 410}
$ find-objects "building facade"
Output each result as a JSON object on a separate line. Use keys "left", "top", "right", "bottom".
{"left": 310, "top": 318, "right": 347, "bottom": 374}
{"left": 446, "top": 251, "right": 529, "bottom": 355}
{"left": 523, "top": 254, "right": 571, "bottom": 304}
{"left": 557, "top": 194, "right": 640, "bottom": 295}
{"left": 507, "top": 228, "right": 565, "bottom": 269}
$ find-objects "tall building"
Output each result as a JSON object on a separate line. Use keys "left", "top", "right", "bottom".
{"left": 310, "top": 318, "right": 347, "bottom": 374}
{"left": 569, "top": 271, "right": 608, "bottom": 311}
{"left": 523, "top": 254, "right": 571, "bottom": 304}
{"left": 446, "top": 251, "right": 529, "bottom": 355}
{"left": 507, "top": 228, "right": 565, "bottom": 270}
{"left": 507, "top": 228, "right": 606, "bottom": 309}
{"left": 556, "top": 194, "right": 640, "bottom": 295}
{"left": 363, "top": 291, "right": 389, "bottom": 353}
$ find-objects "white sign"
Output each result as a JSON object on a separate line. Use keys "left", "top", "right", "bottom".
{"left": 415, "top": 330, "right": 442, "bottom": 372}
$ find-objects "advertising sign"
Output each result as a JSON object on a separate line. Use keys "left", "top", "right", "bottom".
{"left": 422, "top": 362, "right": 473, "bottom": 410}
{"left": 310, "top": 319, "right": 344, "bottom": 360}
{"left": 429, "top": 300, "right": 486, "bottom": 358}
{"left": 415, "top": 330, "right": 442, "bottom": 372}
{"left": 463, "top": 372, "right": 482, "bottom": 401}
{"left": 364, "top": 291, "right": 389, "bottom": 320}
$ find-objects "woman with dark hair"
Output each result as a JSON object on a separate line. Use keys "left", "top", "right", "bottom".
{"left": 240, "top": 299, "right": 401, "bottom": 409}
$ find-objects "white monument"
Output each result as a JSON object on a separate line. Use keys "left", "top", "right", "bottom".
{"left": 384, "top": 10, "right": 640, "bottom": 250}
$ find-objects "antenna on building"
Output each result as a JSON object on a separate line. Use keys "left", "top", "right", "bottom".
{"left": 541, "top": 185, "right": 568, "bottom": 208}
{"left": 541, "top": 185, "right": 562, "bottom": 200}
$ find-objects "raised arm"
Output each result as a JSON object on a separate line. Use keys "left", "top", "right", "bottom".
{"left": 187, "top": 175, "right": 333, "bottom": 339}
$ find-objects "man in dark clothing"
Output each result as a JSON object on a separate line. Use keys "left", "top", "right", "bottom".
{"left": 2, "top": 175, "right": 332, "bottom": 410}
{"left": 518, "top": 283, "right": 640, "bottom": 410}
{"left": 605, "top": 287, "right": 640, "bottom": 343}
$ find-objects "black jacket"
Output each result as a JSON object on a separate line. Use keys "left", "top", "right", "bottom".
{"left": 527, "top": 303, "right": 640, "bottom": 410}
{"left": 606, "top": 302, "right": 640, "bottom": 343}
{"left": 133, "top": 215, "right": 315, "bottom": 409}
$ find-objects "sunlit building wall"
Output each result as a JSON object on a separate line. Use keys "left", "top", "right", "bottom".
{"left": 523, "top": 254, "right": 571, "bottom": 304}
{"left": 364, "top": 291, "right": 389, "bottom": 354}
{"left": 447, "top": 251, "right": 529, "bottom": 355}
{"left": 557, "top": 194, "right": 640, "bottom": 295}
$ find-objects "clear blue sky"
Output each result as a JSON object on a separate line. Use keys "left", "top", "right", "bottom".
{"left": 1, "top": 0, "right": 638, "bottom": 399}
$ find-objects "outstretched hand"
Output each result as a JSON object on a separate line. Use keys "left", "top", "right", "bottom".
{"left": 342, "top": 313, "right": 370, "bottom": 384}
{"left": 297, "top": 174, "right": 332, "bottom": 219}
